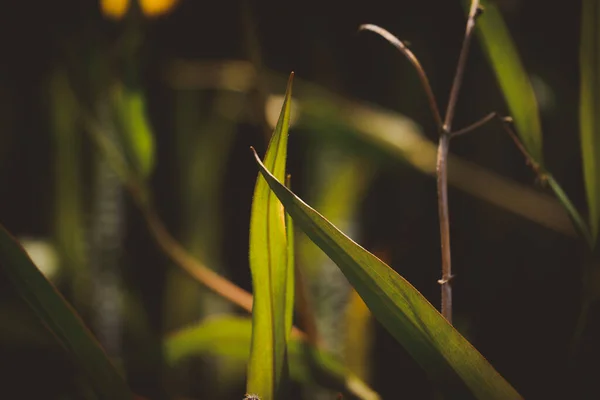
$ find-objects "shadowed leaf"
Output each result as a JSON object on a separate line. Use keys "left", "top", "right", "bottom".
{"left": 474, "top": 0, "right": 543, "bottom": 164}
{"left": 0, "top": 225, "right": 132, "bottom": 399}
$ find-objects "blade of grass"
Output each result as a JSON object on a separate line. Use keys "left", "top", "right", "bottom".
{"left": 247, "top": 72, "right": 295, "bottom": 399}
{"left": 473, "top": 3, "right": 591, "bottom": 245}
{"left": 579, "top": 0, "right": 600, "bottom": 244}
{"left": 472, "top": 0, "right": 543, "bottom": 164}
{"left": 164, "top": 316, "right": 380, "bottom": 400}
{"left": 251, "top": 149, "right": 522, "bottom": 399}
{"left": 0, "top": 224, "right": 132, "bottom": 399}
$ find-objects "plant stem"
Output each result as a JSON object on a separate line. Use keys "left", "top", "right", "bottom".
{"left": 436, "top": 133, "right": 453, "bottom": 323}
{"left": 435, "top": 0, "right": 481, "bottom": 323}
{"left": 451, "top": 112, "right": 497, "bottom": 138}
{"left": 360, "top": 2, "right": 482, "bottom": 323}
{"left": 443, "top": 0, "right": 482, "bottom": 133}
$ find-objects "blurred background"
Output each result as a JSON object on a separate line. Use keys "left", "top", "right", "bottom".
{"left": 0, "top": 0, "right": 595, "bottom": 399}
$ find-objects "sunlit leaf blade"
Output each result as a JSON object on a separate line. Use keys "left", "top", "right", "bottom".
{"left": 0, "top": 225, "right": 132, "bottom": 399}
{"left": 165, "top": 316, "right": 380, "bottom": 400}
{"left": 474, "top": 0, "right": 543, "bottom": 164}
{"left": 285, "top": 176, "right": 295, "bottom": 342}
{"left": 247, "top": 72, "right": 295, "bottom": 399}
{"left": 252, "top": 150, "right": 522, "bottom": 399}
{"left": 579, "top": 0, "right": 600, "bottom": 243}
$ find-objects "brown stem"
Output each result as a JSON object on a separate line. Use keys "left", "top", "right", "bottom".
{"left": 498, "top": 116, "right": 543, "bottom": 175}
{"left": 437, "top": 0, "right": 482, "bottom": 323}
{"left": 443, "top": 0, "right": 483, "bottom": 132}
{"left": 436, "top": 133, "right": 453, "bottom": 323}
{"left": 359, "top": 24, "right": 443, "bottom": 130}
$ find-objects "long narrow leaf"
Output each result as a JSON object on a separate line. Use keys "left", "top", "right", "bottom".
{"left": 474, "top": 0, "right": 543, "bottom": 164}
{"left": 0, "top": 225, "right": 132, "bottom": 399}
{"left": 252, "top": 149, "right": 522, "bottom": 399}
{"left": 579, "top": 0, "right": 600, "bottom": 243}
{"left": 165, "top": 316, "right": 379, "bottom": 400}
{"left": 474, "top": 1, "right": 592, "bottom": 244}
{"left": 247, "top": 72, "right": 295, "bottom": 399}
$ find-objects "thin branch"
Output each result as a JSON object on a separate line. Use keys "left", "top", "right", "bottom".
{"left": 497, "top": 116, "right": 543, "bottom": 175}
{"left": 436, "top": 0, "right": 482, "bottom": 324}
{"left": 359, "top": 24, "right": 443, "bottom": 130}
{"left": 450, "top": 111, "right": 497, "bottom": 138}
{"left": 436, "top": 133, "right": 453, "bottom": 323}
{"left": 443, "top": 0, "right": 483, "bottom": 132}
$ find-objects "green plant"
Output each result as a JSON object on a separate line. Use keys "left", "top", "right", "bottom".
{"left": 1, "top": 0, "right": 599, "bottom": 399}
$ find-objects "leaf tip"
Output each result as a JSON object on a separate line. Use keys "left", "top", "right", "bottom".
{"left": 286, "top": 72, "right": 295, "bottom": 93}
{"left": 250, "top": 146, "right": 261, "bottom": 163}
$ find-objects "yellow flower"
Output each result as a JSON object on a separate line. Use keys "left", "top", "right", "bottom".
{"left": 100, "top": 0, "right": 179, "bottom": 19}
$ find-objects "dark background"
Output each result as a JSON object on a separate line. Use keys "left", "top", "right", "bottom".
{"left": 0, "top": 0, "right": 595, "bottom": 399}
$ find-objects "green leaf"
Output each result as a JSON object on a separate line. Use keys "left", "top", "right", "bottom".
{"left": 473, "top": 1, "right": 592, "bottom": 245}
{"left": 0, "top": 225, "right": 132, "bottom": 399}
{"left": 546, "top": 175, "right": 593, "bottom": 248}
{"left": 247, "top": 72, "right": 295, "bottom": 399}
{"left": 251, "top": 150, "right": 522, "bottom": 399}
{"left": 474, "top": 0, "right": 543, "bottom": 164}
{"left": 113, "top": 84, "right": 155, "bottom": 178}
{"left": 165, "top": 316, "right": 380, "bottom": 400}
{"left": 285, "top": 175, "right": 295, "bottom": 342}
{"left": 579, "top": 0, "right": 600, "bottom": 243}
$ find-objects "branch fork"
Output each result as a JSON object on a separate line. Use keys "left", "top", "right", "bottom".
{"left": 360, "top": 0, "right": 484, "bottom": 324}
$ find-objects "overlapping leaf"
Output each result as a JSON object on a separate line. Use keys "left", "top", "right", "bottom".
{"left": 252, "top": 149, "right": 522, "bottom": 399}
